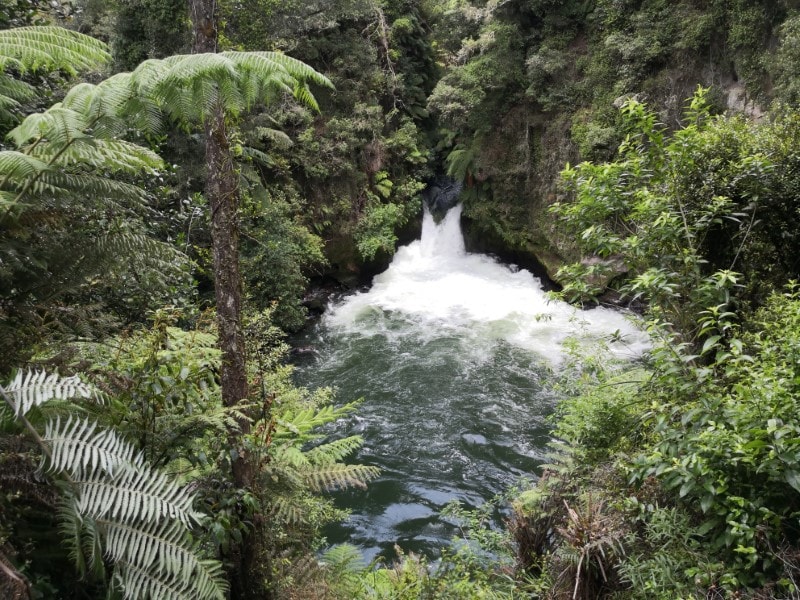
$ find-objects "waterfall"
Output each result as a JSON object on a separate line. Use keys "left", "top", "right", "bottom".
{"left": 295, "top": 204, "right": 649, "bottom": 561}
{"left": 324, "top": 204, "right": 649, "bottom": 362}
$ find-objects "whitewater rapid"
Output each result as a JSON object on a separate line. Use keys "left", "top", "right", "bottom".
{"left": 294, "top": 204, "right": 649, "bottom": 561}
{"left": 324, "top": 204, "right": 649, "bottom": 363}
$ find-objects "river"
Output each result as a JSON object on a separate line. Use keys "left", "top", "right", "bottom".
{"left": 292, "top": 205, "right": 648, "bottom": 562}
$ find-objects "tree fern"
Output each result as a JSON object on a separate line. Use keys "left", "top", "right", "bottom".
{"left": 262, "top": 401, "right": 380, "bottom": 524}
{"left": 0, "top": 26, "right": 110, "bottom": 128}
{"left": 0, "top": 27, "right": 110, "bottom": 76}
{"left": 1, "top": 370, "right": 228, "bottom": 599}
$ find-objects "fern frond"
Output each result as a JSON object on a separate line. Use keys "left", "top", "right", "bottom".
{"left": 125, "top": 51, "right": 332, "bottom": 126}
{"left": 43, "top": 415, "right": 144, "bottom": 479}
{"left": 0, "top": 27, "right": 110, "bottom": 75}
{"left": 154, "top": 407, "right": 240, "bottom": 442}
{"left": 305, "top": 435, "right": 365, "bottom": 465}
{"left": 62, "top": 75, "right": 162, "bottom": 137}
{"left": 269, "top": 494, "right": 307, "bottom": 525}
{"left": 74, "top": 467, "right": 204, "bottom": 527}
{"left": 304, "top": 463, "right": 380, "bottom": 492}
{"left": 8, "top": 104, "right": 159, "bottom": 174}
{"left": 103, "top": 519, "right": 227, "bottom": 599}
{"left": 240, "top": 146, "right": 275, "bottom": 168}
{"left": 0, "top": 72, "right": 35, "bottom": 124}
{"left": 293, "top": 82, "right": 319, "bottom": 113}
{"left": 8, "top": 105, "right": 90, "bottom": 146}
{"left": 93, "top": 232, "right": 189, "bottom": 275}
{"left": 0, "top": 91, "right": 20, "bottom": 125}
{"left": 114, "top": 557, "right": 226, "bottom": 600}
{"left": 161, "top": 53, "right": 239, "bottom": 87}
{"left": 446, "top": 144, "right": 478, "bottom": 182}
{"left": 321, "top": 543, "right": 366, "bottom": 572}
{"left": 0, "top": 72, "right": 36, "bottom": 102}
{"left": 63, "top": 75, "right": 131, "bottom": 117}
{"left": 253, "top": 126, "right": 293, "bottom": 148}
{"left": 3, "top": 370, "right": 95, "bottom": 417}
{"left": 120, "top": 94, "right": 165, "bottom": 136}
{"left": 231, "top": 51, "right": 334, "bottom": 90}
{"left": 23, "top": 170, "right": 150, "bottom": 203}
{"left": 0, "top": 150, "right": 50, "bottom": 184}
{"left": 38, "top": 138, "right": 162, "bottom": 173}
{"left": 0, "top": 190, "right": 16, "bottom": 209}
{"left": 4, "top": 369, "right": 225, "bottom": 600}
{"left": 58, "top": 500, "right": 106, "bottom": 577}
{"left": 274, "top": 402, "right": 359, "bottom": 439}
{"left": 272, "top": 444, "right": 311, "bottom": 469}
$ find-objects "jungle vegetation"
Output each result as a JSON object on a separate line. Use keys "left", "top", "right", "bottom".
{"left": 3, "top": 0, "right": 800, "bottom": 598}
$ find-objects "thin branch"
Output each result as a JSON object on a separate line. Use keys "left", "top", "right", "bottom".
{"left": 729, "top": 203, "right": 758, "bottom": 272}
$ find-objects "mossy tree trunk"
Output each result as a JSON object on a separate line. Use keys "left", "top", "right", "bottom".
{"left": 189, "top": 2, "right": 269, "bottom": 598}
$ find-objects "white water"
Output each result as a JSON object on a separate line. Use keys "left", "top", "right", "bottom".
{"left": 324, "top": 204, "right": 649, "bottom": 363}
{"left": 297, "top": 204, "right": 650, "bottom": 559}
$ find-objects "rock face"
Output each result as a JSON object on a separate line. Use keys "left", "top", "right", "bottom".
{"left": 422, "top": 176, "right": 463, "bottom": 221}
{"left": 725, "top": 81, "right": 765, "bottom": 120}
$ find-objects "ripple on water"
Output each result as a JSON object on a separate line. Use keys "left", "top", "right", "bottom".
{"left": 294, "top": 205, "right": 648, "bottom": 560}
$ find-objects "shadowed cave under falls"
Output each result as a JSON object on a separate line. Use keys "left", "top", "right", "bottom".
{"left": 292, "top": 204, "right": 649, "bottom": 562}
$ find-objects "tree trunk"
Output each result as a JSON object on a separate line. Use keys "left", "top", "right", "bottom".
{"left": 190, "top": 0, "right": 251, "bottom": 479}
{"left": 189, "top": 2, "right": 270, "bottom": 598}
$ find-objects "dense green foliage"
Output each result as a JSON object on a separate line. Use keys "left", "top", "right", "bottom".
{"left": 221, "top": 0, "right": 436, "bottom": 273}
{"left": 507, "top": 93, "right": 800, "bottom": 598}
{"left": 426, "top": 0, "right": 800, "bottom": 276}
{"left": 3, "top": 0, "right": 800, "bottom": 598}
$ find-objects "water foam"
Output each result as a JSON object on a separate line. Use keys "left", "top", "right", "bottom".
{"left": 324, "top": 205, "right": 649, "bottom": 362}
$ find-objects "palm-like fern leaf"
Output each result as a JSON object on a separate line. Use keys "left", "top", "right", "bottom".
{"left": 273, "top": 444, "right": 310, "bottom": 469}
{"left": 3, "top": 370, "right": 95, "bottom": 417}
{"left": 305, "top": 435, "right": 366, "bottom": 465}
{"left": 0, "top": 189, "right": 16, "bottom": 208}
{"left": 241, "top": 51, "right": 333, "bottom": 88}
{"left": 274, "top": 401, "right": 359, "bottom": 439}
{"left": 0, "top": 26, "right": 110, "bottom": 75}
{"left": 43, "top": 415, "right": 144, "bottom": 479}
{"left": 8, "top": 106, "right": 90, "bottom": 146}
{"left": 3, "top": 370, "right": 225, "bottom": 600}
{"left": 304, "top": 463, "right": 380, "bottom": 492}
{"left": 103, "top": 519, "right": 226, "bottom": 600}
{"left": 8, "top": 106, "right": 162, "bottom": 174}
{"left": 74, "top": 467, "right": 204, "bottom": 527}
{"left": 269, "top": 495, "right": 306, "bottom": 525}
{"left": 28, "top": 171, "right": 150, "bottom": 202}
{"left": 45, "top": 138, "right": 162, "bottom": 173}
{"left": 123, "top": 51, "right": 333, "bottom": 127}
{"left": 0, "top": 72, "right": 35, "bottom": 125}
{"left": 0, "top": 27, "right": 110, "bottom": 128}
{"left": 253, "top": 126, "right": 294, "bottom": 148}
{"left": 0, "top": 150, "right": 49, "bottom": 183}
{"left": 0, "top": 72, "right": 35, "bottom": 100}
{"left": 115, "top": 557, "right": 226, "bottom": 600}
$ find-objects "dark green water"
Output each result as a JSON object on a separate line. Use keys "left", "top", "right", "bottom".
{"left": 292, "top": 206, "right": 647, "bottom": 562}
{"left": 293, "top": 325, "right": 554, "bottom": 561}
